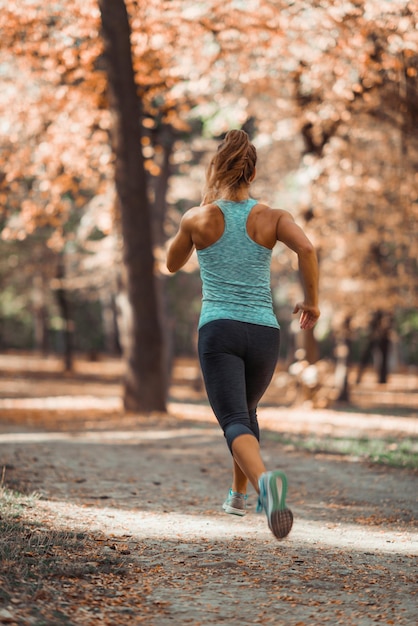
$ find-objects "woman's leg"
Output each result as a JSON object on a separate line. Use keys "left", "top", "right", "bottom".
{"left": 198, "top": 320, "right": 256, "bottom": 450}
{"left": 231, "top": 457, "right": 248, "bottom": 494}
{"left": 231, "top": 434, "right": 266, "bottom": 492}
{"left": 239, "top": 325, "right": 293, "bottom": 539}
{"left": 198, "top": 320, "right": 257, "bottom": 505}
{"left": 229, "top": 324, "right": 280, "bottom": 491}
{"left": 198, "top": 322, "right": 293, "bottom": 538}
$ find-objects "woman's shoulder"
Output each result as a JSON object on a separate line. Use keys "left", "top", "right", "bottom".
{"left": 184, "top": 202, "right": 219, "bottom": 216}
{"left": 251, "top": 203, "right": 289, "bottom": 223}
{"left": 181, "top": 203, "right": 211, "bottom": 222}
{"left": 181, "top": 203, "right": 223, "bottom": 236}
{"left": 245, "top": 203, "right": 289, "bottom": 248}
{"left": 184, "top": 203, "right": 222, "bottom": 224}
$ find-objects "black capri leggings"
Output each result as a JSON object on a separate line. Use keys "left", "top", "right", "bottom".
{"left": 198, "top": 319, "right": 280, "bottom": 452}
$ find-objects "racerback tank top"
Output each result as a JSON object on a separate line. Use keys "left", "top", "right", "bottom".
{"left": 196, "top": 198, "right": 279, "bottom": 329}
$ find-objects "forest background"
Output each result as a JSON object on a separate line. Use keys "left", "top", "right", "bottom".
{"left": 0, "top": 0, "right": 417, "bottom": 412}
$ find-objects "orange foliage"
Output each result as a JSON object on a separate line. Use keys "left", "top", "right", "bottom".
{"left": 0, "top": 0, "right": 416, "bottom": 316}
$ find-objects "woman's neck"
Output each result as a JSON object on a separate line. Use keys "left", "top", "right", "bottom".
{"left": 219, "top": 188, "right": 250, "bottom": 202}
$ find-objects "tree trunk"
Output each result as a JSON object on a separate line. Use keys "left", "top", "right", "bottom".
{"left": 335, "top": 317, "right": 352, "bottom": 403}
{"left": 356, "top": 311, "right": 391, "bottom": 385}
{"left": 356, "top": 336, "right": 375, "bottom": 384}
{"left": 55, "top": 259, "right": 73, "bottom": 372}
{"left": 335, "top": 341, "right": 350, "bottom": 403}
{"left": 99, "top": 0, "right": 167, "bottom": 412}
{"left": 378, "top": 319, "right": 391, "bottom": 384}
{"left": 100, "top": 292, "right": 122, "bottom": 356}
{"left": 151, "top": 124, "right": 176, "bottom": 245}
{"left": 32, "top": 274, "right": 49, "bottom": 355}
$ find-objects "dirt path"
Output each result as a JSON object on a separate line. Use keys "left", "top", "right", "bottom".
{"left": 1, "top": 406, "right": 417, "bottom": 625}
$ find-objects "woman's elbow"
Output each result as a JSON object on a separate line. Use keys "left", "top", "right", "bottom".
{"left": 166, "top": 257, "right": 178, "bottom": 273}
{"left": 298, "top": 241, "right": 317, "bottom": 259}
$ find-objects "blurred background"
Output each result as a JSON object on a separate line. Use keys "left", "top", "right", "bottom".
{"left": 0, "top": 0, "right": 417, "bottom": 412}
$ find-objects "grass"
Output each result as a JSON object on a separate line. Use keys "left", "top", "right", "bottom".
{"left": 264, "top": 433, "right": 418, "bottom": 469}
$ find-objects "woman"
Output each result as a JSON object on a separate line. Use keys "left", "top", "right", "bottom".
{"left": 167, "top": 129, "right": 319, "bottom": 540}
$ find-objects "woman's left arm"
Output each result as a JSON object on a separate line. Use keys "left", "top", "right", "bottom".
{"left": 166, "top": 212, "right": 195, "bottom": 273}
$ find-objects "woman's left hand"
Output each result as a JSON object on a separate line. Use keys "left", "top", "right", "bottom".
{"left": 293, "top": 303, "right": 320, "bottom": 330}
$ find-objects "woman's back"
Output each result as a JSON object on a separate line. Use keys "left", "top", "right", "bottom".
{"left": 190, "top": 201, "right": 280, "bottom": 251}
{"left": 196, "top": 198, "right": 279, "bottom": 330}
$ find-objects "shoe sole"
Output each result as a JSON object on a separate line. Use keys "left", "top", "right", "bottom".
{"left": 268, "top": 508, "right": 293, "bottom": 539}
{"left": 222, "top": 503, "right": 246, "bottom": 516}
{"left": 265, "top": 470, "right": 293, "bottom": 539}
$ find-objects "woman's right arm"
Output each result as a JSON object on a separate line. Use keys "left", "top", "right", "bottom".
{"left": 166, "top": 211, "right": 195, "bottom": 273}
{"left": 276, "top": 210, "right": 320, "bottom": 330}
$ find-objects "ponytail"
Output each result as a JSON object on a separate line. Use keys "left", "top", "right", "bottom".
{"left": 202, "top": 129, "right": 257, "bottom": 204}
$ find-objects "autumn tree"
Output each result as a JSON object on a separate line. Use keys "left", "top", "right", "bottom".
{"left": 1, "top": 0, "right": 417, "bottom": 408}
{"left": 206, "top": 0, "right": 418, "bottom": 392}
{"left": 0, "top": 1, "right": 112, "bottom": 367}
{"left": 288, "top": 1, "right": 418, "bottom": 390}
{"left": 97, "top": 0, "right": 167, "bottom": 411}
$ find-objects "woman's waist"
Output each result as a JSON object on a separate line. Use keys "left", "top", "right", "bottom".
{"left": 199, "top": 299, "right": 279, "bottom": 329}
{"left": 201, "top": 295, "right": 273, "bottom": 310}
{"left": 202, "top": 282, "right": 273, "bottom": 305}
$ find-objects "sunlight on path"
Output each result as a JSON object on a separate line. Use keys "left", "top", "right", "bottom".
{"left": 169, "top": 402, "right": 418, "bottom": 436}
{"left": 0, "top": 396, "right": 122, "bottom": 411}
{"left": 1, "top": 395, "right": 416, "bottom": 437}
{"left": 0, "top": 427, "right": 218, "bottom": 445}
{"left": 260, "top": 407, "right": 418, "bottom": 436}
{"left": 37, "top": 499, "right": 417, "bottom": 556}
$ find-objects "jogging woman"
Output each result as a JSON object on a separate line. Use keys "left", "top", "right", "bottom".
{"left": 167, "top": 129, "right": 320, "bottom": 540}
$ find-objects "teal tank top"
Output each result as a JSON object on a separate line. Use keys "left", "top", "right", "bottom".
{"left": 197, "top": 198, "right": 279, "bottom": 330}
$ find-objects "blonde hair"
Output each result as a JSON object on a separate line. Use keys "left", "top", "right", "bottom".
{"left": 202, "top": 129, "right": 257, "bottom": 204}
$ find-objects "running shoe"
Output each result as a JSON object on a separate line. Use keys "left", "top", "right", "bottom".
{"left": 222, "top": 489, "right": 248, "bottom": 516}
{"left": 256, "top": 470, "right": 293, "bottom": 539}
